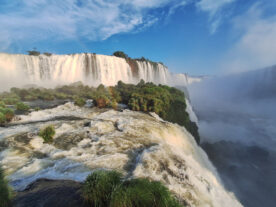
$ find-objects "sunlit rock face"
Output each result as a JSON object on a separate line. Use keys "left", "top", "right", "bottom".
{"left": 0, "top": 103, "right": 242, "bottom": 207}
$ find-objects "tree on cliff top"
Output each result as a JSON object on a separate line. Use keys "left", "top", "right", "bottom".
{"left": 113, "top": 51, "right": 128, "bottom": 59}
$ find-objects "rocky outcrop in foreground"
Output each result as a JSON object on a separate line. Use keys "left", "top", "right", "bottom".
{"left": 13, "top": 179, "right": 88, "bottom": 207}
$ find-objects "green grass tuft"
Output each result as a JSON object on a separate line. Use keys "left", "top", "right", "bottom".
{"left": 39, "top": 125, "right": 56, "bottom": 143}
{"left": 82, "top": 170, "right": 184, "bottom": 207}
{"left": 83, "top": 170, "right": 122, "bottom": 207}
{"left": 0, "top": 167, "right": 12, "bottom": 207}
{"left": 16, "top": 102, "right": 30, "bottom": 112}
{"left": 74, "top": 97, "right": 86, "bottom": 107}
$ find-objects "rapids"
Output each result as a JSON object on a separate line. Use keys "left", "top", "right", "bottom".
{"left": 0, "top": 103, "right": 242, "bottom": 207}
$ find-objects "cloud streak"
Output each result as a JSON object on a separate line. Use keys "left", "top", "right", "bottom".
{"left": 0, "top": 0, "right": 235, "bottom": 51}
{"left": 197, "top": 0, "right": 236, "bottom": 33}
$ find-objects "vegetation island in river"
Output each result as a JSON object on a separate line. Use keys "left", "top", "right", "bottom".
{"left": 0, "top": 80, "right": 199, "bottom": 144}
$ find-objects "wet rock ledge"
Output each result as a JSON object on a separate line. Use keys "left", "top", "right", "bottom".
{"left": 13, "top": 179, "right": 89, "bottom": 207}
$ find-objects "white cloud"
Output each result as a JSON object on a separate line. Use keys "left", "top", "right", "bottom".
{"left": 197, "top": 0, "right": 235, "bottom": 15}
{"left": 197, "top": 0, "right": 236, "bottom": 33}
{"left": 0, "top": 0, "right": 238, "bottom": 50}
{"left": 0, "top": 0, "right": 180, "bottom": 50}
{"left": 223, "top": 3, "right": 276, "bottom": 73}
{"left": 168, "top": 1, "right": 188, "bottom": 16}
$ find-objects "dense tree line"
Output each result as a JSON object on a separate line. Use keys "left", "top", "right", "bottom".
{"left": 113, "top": 51, "right": 165, "bottom": 67}
{"left": 115, "top": 80, "right": 200, "bottom": 143}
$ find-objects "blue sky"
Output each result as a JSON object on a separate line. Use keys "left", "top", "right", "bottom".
{"left": 0, "top": 0, "right": 275, "bottom": 75}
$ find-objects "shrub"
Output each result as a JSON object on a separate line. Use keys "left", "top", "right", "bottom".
{"left": 27, "top": 50, "right": 40, "bottom": 56}
{"left": 95, "top": 96, "right": 109, "bottom": 108}
{"left": 0, "top": 166, "right": 12, "bottom": 207}
{"left": 82, "top": 170, "right": 184, "bottom": 207}
{"left": 83, "top": 170, "right": 122, "bottom": 206}
{"left": 109, "top": 86, "right": 122, "bottom": 103}
{"left": 54, "top": 92, "right": 69, "bottom": 99}
{"left": 43, "top": 52, "right": 52, "bottom": 56}
{"left": 3, "top": 98, "right": 19, "bottom": 105}
{"left": 74, "top": 97, "right": 86, "bottom": 107}
{"left": 16, "top": 102, "right": 30, "bottom": 112}
{"left": 113, "top": 51, "right": 128, "bottom": 59}
{"left": 0, "top": 112, "right": 6, "bottom": 124}
{"left": 0, "top": 102, "right": 5, "bottom": 108}
{"left": 34, "top": 107, "right": 40, "bottom": 111}
{"left": 110, "top": 100, "right": 118, "bottom": 110}
{"left": 39, "top": 125, "right": 55, "bottom": 143}
{"left": 24, "top": 94, "right": 38, "bottom": 101}
{"left": 38, "top": 92, "right": 55, "bottom": 101}
{"left": 110, "top": 178, "right": 183, "bottom": 207}
{"left": 115, "top": 81, "right": 200, "bottom": 144}
{"left": 0, "top": 108, "right": 14, "bottom": 122}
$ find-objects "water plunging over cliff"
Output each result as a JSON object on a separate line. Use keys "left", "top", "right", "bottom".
{"left": 0, "top": 103, "right": 242, "bottom": 207}
{"left": 0, "top": 53, "right": 172, "bottom": 89}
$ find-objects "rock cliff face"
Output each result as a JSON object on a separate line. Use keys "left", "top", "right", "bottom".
{"left": 13, "top": 179, "right": 86, "bottom": 207}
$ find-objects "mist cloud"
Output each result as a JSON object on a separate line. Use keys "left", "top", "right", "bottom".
{"left": 222, "top": 2, "right": 276, "bottom": 73}
{"left": 189, "top": 67, "right": 276, "bottom": 150}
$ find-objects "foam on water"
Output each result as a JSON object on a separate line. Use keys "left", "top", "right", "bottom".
{"left": 0, "top": 104, "right": 242, "bottom": 207}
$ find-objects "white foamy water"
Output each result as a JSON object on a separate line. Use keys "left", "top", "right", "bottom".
{"left": 0, "top": 53, "right": 202, "bottom": 90}
{"left": 0, "top": 104, "right": 242, "bottom": 207}
{"left": 0, "top": 53, "right": 171, "bottom": 89}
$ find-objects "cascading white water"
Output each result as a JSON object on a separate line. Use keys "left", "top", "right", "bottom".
{"left": 0, "top": 52, "right": 202, "bottom": 91}
{"left": 172, "top": 73, "right": 203, "bottom": 86}
{"left": 0, "top": 104, "right": 242, "bottom": 207}
{"left": 0, "top": 53, "right": 173, "bottom": 89}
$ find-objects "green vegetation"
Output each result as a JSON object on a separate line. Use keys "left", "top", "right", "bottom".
{"left": 83, "top": 170, "right": 183, "bottom": 207}
{"left": 0, "top": 166, "right": 12, "bottom": 207}
{"left": 0, "top": 92, "right": 20, "bottom": 105}
{"left": 0, "top": 108, "right": 14, "bottom": 122}
{"left": 16, "top": 102, "right": 30, "bottom": 112}
{"left": 134, "top": 56, "right": 164, "bottom": 67}
{"left": 39, "top": 125, "right": 56, "bottom": 143}
{"left": 0, "top": 101, "right": 5, "bottom": 108}
{"left": 27, "top": 49, "right": 52, "bottom": 56}
{"left": 113, "top": 51, "right": 129, "bottom": 59}
{"left": 115, "top": 80, "right": 200, "bottom": 143}
{"left": 27, "top": 50, "right": 40, "bottom": 56}
{"left": 43, "top": 52, "right": 52, "bottom": 56}
{"left": 0, "top": 81, "right": 199, "bottom": 143}
{"left": 0, "top": 113, "right": 6, "bottom": 125}
{"left": 0, "top": 102, "right": 15, "bottom": 125}
{"left": 34, "top": 107, "right": 40, "bottom": 111}
{"left": 112, "top": 51, "right": 165, "bottom": 67}
{"left": 83, "top": 170, "right": 122, "bottom": 206}
{"left": 74, "top": 97, "right": 86, "bottom": 107}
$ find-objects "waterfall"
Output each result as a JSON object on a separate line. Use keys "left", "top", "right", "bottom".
{"left": 0, "top": 53, "right": 173, "bottom": 89}
{"left": 0, "top": 103, "right": 242, "bottom": 206}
